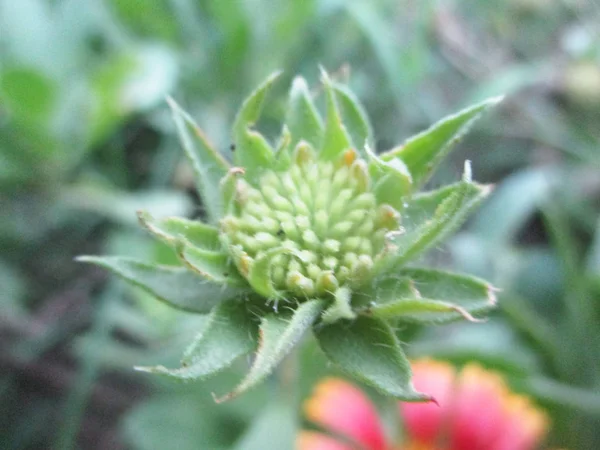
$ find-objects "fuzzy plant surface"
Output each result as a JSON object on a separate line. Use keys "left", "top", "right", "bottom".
{"left": 80, "top": 70, "right": 501, "bottom": 402}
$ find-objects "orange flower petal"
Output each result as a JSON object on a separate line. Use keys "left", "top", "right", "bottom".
{"left": 489, "top": 395, "right": 549, "bottom": 450}
{"left": 304, "top": 378, "right": 387, "bottom": 450}
{"left": 296, "top": 431, "right": 355, "bottom": 450}
{"left": 398, "top": 359, "right": 455, "bottom": 446}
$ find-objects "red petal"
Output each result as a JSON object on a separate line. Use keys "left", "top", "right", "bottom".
{"left": 398, "top": 360, "right": 455, "bottom": 446}
{"left": 448, "top": 364, "right": 508, "bottom": 450}
{"left": 304, "top": 378, "right": 388, "bottom": 450}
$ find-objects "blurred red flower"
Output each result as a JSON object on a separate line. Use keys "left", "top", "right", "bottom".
{"left": 298, "top": 360, "right": 551, "bottom": 450}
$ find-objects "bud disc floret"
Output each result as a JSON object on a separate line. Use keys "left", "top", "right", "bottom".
{"left": 221, "top": 150, "right": 400, "bottom": 298}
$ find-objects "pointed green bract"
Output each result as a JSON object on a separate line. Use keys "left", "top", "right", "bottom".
{"left": 247, "top": 247, "right": 292, "bottom": 299}
{"left": 138, "top": 211, "right": 221, "bottom": 251}
{"left": 366, "top": 268, "right": 496, "bottom": 323}
{"left": 332, "top": 81, "right": 374, "bottom": 153}
{"left": 320, "top": 71, "right": 353, "bottom": 161}
{"left": 381, "top": 96, "right": 503, "bottom": 188}
{"left": 233, "top": 72, "right": 282, "bottom": 180}
{"left": 315, "top": 315, "right": 430, "bottom": 401}
{"left": 135, "top": 300, "right": 258, "bottom": 380}
{"left": 167, "top": 97, "right": 229, "bottom": 224}
{"left": 77, "top": 256, "right": 247, "bottom": 313}
{"left": 286, "top": 76, "right": 324, "bottom": 149}
{"left": 179, "top": 244, "right": 246, "bottom": 285}
{"left": 216, "top": 299, "right": 324, "bottom": 402}
{"left": 379, "top": 168, "right": 491, "bottom": 271}
{"left": 321, "top": 287, "right": 356, "bottom": 324}
{"left": 366, "top": 145, "right": 412, "bottom": 210}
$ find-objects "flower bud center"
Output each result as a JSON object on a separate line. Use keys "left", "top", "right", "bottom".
{"left": 221, "top": 157, "right": 399, "bottom": 298}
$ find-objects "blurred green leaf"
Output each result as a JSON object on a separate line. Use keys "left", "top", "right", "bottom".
{"left": 315, "top": 315, "right": 429, "bottom": 401}
{"left": 0, "top": 67, "right": 56, "bottom": 124}
{"left": 232, "top": 399, "right": 297, "bottom": 450}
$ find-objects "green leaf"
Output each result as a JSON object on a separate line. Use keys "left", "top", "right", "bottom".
{"left": 319, "top": 70, "right": 353, "bottom": 161}
{"left": 0, "top": 67, "right": 56, "bottom": 125}
{"left": 167, "top": 97, "right": 230, "bottom": 224}
{"left": 315, "top": 316, "right": 430, "bottom": 401}
{"left": 233, "top": 72, "right": 282, "bottom": 179}
{"left": 332, "top": 81, "right": 374, "bottom": 153}
{"left": 365, "top": 268, "right": 497, "bottom": 324}
{"left": 366, "top": 145, "right": 412, "bottom": 210}
{"left": 216, "top": 299, "right": 324, "bottom": 402}
{"left": 137, "top": 211, "right": 221, "bottom": 251}
{"left": 135, "top": 300, "right": 258, "bottom": 380}
{"left": 178, "top": 243, "right": 246, "bottom": 285}
{"left": 381, "top": 96, "right": 503, "bottom": 188}
{"left": 380, "top": 165, "right": 490, "bottom": 269}
{"left": 286, "top": 76, "right": 324, "bottom": 149}
{"left": 77, "top": 256, "right": 247, "bottom": 313}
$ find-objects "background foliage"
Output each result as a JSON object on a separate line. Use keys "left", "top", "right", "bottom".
{"left": 1, "top": 0, "right": 599, "bottom": 449}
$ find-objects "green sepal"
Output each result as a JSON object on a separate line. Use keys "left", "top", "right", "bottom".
{"left": 137, "top": 210, "right": 221, "bottom": 251}
{"left": 315, "top": 315, "right": 431, "bottom": 402}
{"left": 215, "top": 299, "right": 324, "bottom": 402}
{"left": 286, "top": 76, "right": 324, "bottom": 149}
{"left": 365, "top": 268, "right": 496, "bottom": 324}
{"left": 247, "top": 247, "right": 293, "bottom": 299}
{"left": 319, "top": 70, "right": 353, "bottom": 161}
{"left": 379, "top": 163, "right": 491, "bottom": 270}
{"left": 178, "top": 242, "right": 246, "bottom": 286}
{"left": 366, "top": 145, "right": 412, "bottom": 210}
{"left": 167, "top": 97, "right": 229, "bottom": 224}
{"left": 332, "top": 81, "right": 374, "bottom": 153}
{"left": 381, "top": 96, "right": 503, "bottom": 188}
{"left": 272, "top": 125, "right": 293, "bottom": 171}
{"left": 77, "top": 256, "right": 248, "bottom": 313}
{"left": 135, "top": 300, "right": 258, "bottom": 380}
{"left": 321, "top": 287, "right": 356, "bottom": 324}
{"left": 220, "top": 167, "right": 245, "bottom": 215}
{"left": 233, "top": 71, "right": 282, "bottom": 180}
